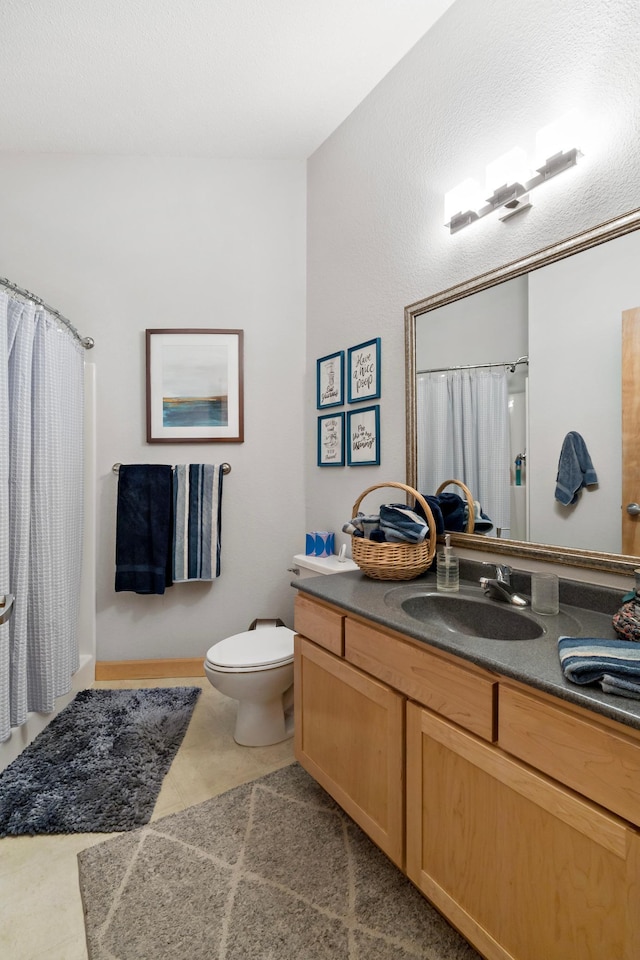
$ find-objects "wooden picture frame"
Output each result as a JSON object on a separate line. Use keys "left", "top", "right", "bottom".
{"left": 146, "top": 328, "right": 244, "bottom": 443}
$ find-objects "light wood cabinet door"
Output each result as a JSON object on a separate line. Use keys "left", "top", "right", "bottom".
{"left": 294, "top": 634, "right": 405, "bottom": 868}
{"left": 406, "top": 702, "right": 640, "bottom": 960}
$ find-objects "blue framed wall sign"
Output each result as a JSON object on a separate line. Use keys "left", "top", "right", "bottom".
{"left": 347, "top": 337, "right": 381, "bottom": 403}
{"left": 316, "top": 350, "right": 344, "bottom": 409}
{"left": 347, "top": 405, "right": 380, "bottom": 466}
{"left": 317, "top": 412, "right": 345, "bottom": 466}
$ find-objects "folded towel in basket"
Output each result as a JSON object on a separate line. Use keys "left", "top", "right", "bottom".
{"left": 419, "top": 496, "right": 444, "bottom": 535}
{"left": 414, "top": 493, "right": 465, "bottom": 532}
{"left": 379, "top": 504, "right": 429, "bottom": 543}
{"left": 558, "top": 636, "right": 640, "bottom": 699}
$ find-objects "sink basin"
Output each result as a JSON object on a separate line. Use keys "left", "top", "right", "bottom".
{"left": 400, "top": 593, "right": 544, "bottom": 641}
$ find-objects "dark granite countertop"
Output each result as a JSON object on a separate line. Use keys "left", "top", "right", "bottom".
{"left": 292, "top": 560, "right": 640, "bottom": 734}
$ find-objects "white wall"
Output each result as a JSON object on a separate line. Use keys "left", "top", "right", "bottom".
{"left": 415, "top": 277, "right": 528, "bottom": 374}
{"left": 0, "top": 156, "right": 306, "bottom": 661}
{"left": 306, "top": 0, "right": 640, "bottom": 587}
{"left": 528, "top": 230, "right": 640, "bottom": 552}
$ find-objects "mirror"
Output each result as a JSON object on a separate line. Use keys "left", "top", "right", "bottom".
{"left": 405, "top": 207, "right": 640, "bottom": 574}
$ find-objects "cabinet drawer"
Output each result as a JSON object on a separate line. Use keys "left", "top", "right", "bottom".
{"left": 345, "top": 618, "right": 497, "bottom": 741}
{"left": 499, "top": 684, "right": 640, "bottom": 827}
{"left": 294, "top": 594, "right": 345, "bottom": 656}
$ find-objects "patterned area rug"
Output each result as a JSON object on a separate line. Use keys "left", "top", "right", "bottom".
{"left": 0, "top": 686, "right": 201, "bottom": 837}
{"left": 77, "top": 762, "right": 481, "bottom": 960}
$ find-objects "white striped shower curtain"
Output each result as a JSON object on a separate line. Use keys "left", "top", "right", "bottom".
{"left": 0, "top": 292, "right": 84, "bottom": 742}
{"left": 416, "top": 367, "right": 511, "bottom": 535}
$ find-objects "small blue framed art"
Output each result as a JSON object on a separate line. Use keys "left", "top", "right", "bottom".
{"left": 316, "top": 350, "right": 344, "bottom": 409}
{"left": 317, "top": 412, "right": 345, "bottom": 467}
{"left": 347, "top": 337, "right": 380, "bottom": 403}
{"left": 347, "top": 405, "right": 380, "bottom": 466}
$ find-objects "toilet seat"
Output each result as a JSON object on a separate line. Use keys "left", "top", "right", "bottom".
{"left": 205, "top": 627, "right": 295, "bottom": 673}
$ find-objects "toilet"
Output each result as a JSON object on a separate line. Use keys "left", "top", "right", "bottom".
{"left": 203, "top": 552, "right": 358, "bottom": 746}
{"left": 204, "top": 626, "right": 295, "bottom": 746}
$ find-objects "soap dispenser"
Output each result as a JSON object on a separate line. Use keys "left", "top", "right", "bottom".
{"left": 437, "top": 534, "right": 459, "bottom": 593}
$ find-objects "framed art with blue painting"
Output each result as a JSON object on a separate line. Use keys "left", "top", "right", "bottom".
{"left": 316, "top": 350, "right": 344, "bottom": 409}
{"left": 347, "top": 405, "right": 380, "bottom": 466}
{"left": 146, "top": 329, "right": 244, "bottom": 442}
{"left": 317, "top": 412, "right": 345, "bottom": 466}
{"left": 347, "top": 337, "right": 380, "bottom": 403}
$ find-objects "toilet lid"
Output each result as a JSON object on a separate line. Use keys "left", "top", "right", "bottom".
{"left": 205, "top": 627, "right": 295, "bottom": 670}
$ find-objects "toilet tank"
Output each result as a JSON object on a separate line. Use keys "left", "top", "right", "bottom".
{"left": 292, "top": 553, "right": 358, "bottom": 580}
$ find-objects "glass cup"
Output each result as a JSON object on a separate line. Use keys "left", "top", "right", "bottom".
{"left": 531, "top": 572, "right": 559, "bottom": 615}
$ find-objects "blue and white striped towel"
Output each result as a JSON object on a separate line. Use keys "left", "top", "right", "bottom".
{"left": 558, "top": 636, "right": 640, "bottom": 700}
{"left": 172, "top": 464, "right": 223, "bottom": 581}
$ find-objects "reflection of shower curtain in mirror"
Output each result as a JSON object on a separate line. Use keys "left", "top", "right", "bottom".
{"left": 417, "top": 368, "right": 510, "bottom": 536}
{"left": 0, "top": 293, "right": 84, "bottom": 742}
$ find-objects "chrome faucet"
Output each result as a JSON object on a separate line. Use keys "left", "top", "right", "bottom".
{"left": 480, "top": 565, "right": 529, "bottom": 607}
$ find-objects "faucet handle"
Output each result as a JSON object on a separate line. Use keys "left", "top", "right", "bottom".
{"left": 495, "top": 564, "right": 512, "bottom": 583}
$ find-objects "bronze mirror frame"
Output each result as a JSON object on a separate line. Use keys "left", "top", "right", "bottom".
{"left": 405, "top": 206, "right": 640, "bottom": 575}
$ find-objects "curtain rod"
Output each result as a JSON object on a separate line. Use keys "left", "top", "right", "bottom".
{"left": 418, "top": 355, "right": 529, "bottom": 375}
{"left": 0, "top": 276, "right": 95, "bottom": 350}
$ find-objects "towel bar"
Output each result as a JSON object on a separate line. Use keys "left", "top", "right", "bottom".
{"left": 112, "top": 462, "right": 231, "bottom": 475}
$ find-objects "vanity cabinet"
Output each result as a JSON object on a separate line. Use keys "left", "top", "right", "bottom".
{"left": 293, "top": 593, "right": 640, "bottom": 960}
{"left": 406, "top": 702, "right": 640, "bottom": 960}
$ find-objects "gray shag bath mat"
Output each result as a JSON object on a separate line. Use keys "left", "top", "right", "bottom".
{"left": 77, "top": 762, "right": 481, "bottom": 960}
{"left": 0, "top": 686, "right": 201, "bottom": 837}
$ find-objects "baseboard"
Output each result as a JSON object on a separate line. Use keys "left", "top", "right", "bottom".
{"left": 95, "top": 658, "right": 205, "bottom": 680}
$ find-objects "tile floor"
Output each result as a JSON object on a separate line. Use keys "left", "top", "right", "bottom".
{"left": 0, "top": 677, "right": 295, "bottom": 960}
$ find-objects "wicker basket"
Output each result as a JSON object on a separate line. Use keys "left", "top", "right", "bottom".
{"left": 435, "top": 478, "right": 475, "bottom": 533}
{"left": 350, "top": 481, "right": 436, "bottom": 581}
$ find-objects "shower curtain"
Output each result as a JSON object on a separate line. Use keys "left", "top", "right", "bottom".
{"left": 416, "top": 367, "right": 510, "bottom": 535}
{"left": 0, "top": 291, "right": 84, "bottom": 742}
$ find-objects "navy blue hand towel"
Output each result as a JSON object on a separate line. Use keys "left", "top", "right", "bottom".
{"left": 555, "top": 431, "right": 598, "bottom": 505}
{"left": 415, "top": 495, "right": 444, "bottom": 535}
{"left": 415, "top": 492, "right": 466, "bottom": 532}
{"left": 115, "top": 464, "right": 174, "bottom": 594}
{"left": 437, "top": 492, "right": 468, "bottom": 532}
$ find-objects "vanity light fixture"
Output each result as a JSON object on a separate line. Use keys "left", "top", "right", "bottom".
{"left": 443, "top": 178, "right": 483, "bottom": 234}
{"left": 498, "top": 193, "right": 532, "bottom": 223}
{"left": 445, "top": 118, "right": 582, "bottom": 234}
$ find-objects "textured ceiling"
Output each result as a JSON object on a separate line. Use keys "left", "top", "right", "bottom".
{"left": 0, "top": 0, "right": 454, "bottom": 159}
